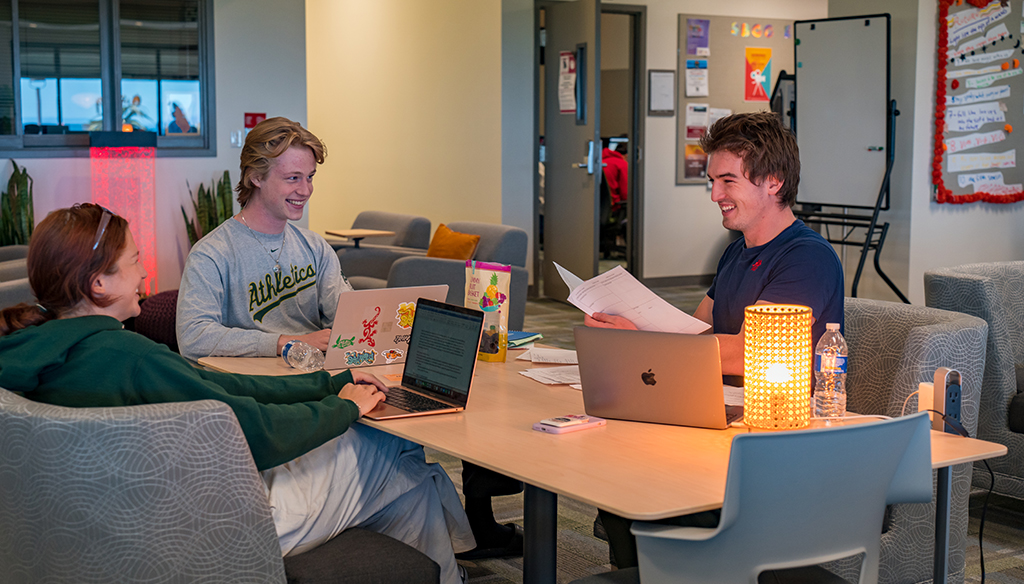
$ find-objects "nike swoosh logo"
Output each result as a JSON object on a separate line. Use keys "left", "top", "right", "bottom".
{"left": 270, "top": 248, "right": 279, "bottom": 253}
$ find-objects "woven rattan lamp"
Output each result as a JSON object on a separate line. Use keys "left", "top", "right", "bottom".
{"left": 743, "top": 304, "right": 813, "bottom": 430}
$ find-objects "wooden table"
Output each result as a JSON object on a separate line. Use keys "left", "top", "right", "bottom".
{"left": 324, "top": 228, "right": 396, "bottom": 248}
{"left": 200, "top": 354, "right": 1007, "bottom": 584}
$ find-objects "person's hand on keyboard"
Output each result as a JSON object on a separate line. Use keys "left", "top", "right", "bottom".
{"left": 350, "top": 370, "right": 390, "bottom": 394}
{"left": 338, "top": 382, "right": 386, "bottom": 416}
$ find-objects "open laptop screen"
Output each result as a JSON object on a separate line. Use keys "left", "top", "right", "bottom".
{"left": 402, "top": 299, "right": 484, "bottom": 402}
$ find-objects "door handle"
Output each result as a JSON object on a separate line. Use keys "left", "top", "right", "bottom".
{"left": 573, "top": 140, "right": 597, "bottom": 174}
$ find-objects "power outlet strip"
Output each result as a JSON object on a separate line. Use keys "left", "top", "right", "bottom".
{"left": 921, "top": 367, "right": 962, "bottom": 435}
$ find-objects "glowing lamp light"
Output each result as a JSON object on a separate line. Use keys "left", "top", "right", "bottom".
{"left": 121, "top": 123, "right": 134, "bottom": 132}
{"left": 743, "top": 304, "right": 813, "bottom": 430}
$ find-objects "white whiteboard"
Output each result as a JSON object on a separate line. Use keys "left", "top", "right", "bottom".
{"left": 795, "top": 15, "right": 889, "bottom": 209}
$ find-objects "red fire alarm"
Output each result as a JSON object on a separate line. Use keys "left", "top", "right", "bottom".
{"left": 244, "top": 113, "right": 267, "bottom": 129}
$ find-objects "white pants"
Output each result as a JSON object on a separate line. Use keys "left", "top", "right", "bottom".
{"left": 262, "top": 424, "right": 476, "bottom": 584}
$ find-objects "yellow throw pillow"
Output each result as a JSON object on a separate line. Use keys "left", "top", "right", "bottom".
{"left": 426, "top": 224, "right": 480, "bottom": 260}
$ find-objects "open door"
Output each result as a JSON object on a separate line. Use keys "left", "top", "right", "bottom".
{"left": 542, "top": 0, "right": 600, "bottom": 301}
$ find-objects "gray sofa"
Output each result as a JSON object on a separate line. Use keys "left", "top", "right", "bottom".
{"left": 387, "top": 221, "right": 529, "bottom": 331}
{"left": 925, "top": 261, "right": 1024, "bottom": 499}
{"left": 0, "top": 387, "right": 440, "bottom": 584}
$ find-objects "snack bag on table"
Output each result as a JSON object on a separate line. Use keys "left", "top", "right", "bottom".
{"left": 465, "top": 261, "right": 511, "bottom": 362}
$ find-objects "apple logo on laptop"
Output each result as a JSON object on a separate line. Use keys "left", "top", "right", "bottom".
{"left": 641, "top": 369, "right": 656, "bottom": 386}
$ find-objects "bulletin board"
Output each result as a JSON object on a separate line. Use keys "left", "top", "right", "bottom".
{"left": 933, "top": 0, "right": 1024, "bottom": 204}
{"left": 675, "top": 14, "right": 796, "bottom": 184}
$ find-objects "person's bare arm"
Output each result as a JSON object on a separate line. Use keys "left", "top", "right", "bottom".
{"left": 583, "top": 312, "right": 639, "bottom": 330}
{"left": 693, "top": 295, "right": 713, "bottom": 328}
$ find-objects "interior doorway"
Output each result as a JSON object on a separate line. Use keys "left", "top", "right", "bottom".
{"left": 534, "top": 2, "right": 645, "bottom": 297}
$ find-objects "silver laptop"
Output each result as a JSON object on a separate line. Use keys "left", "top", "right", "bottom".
{"left": 324, "top": 285, "right": 448, "bottom": 370}
{"left": 574, "top": 327, "right": 742, "bottom": 429}
{"left": 365, "top": 298, "right": 485, "bottom": 420}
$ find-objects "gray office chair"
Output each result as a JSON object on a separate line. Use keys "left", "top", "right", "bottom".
{"left": 0, "top": 387, "right": 440, "bottom": 584}
{"left": 386, "top": 221, "right": 529, "bottom": 331}
{"left": 332, "top": 211, "right": 432, "bottom": 289}
{"left": 925, "top": 261, "right": 1024, "bottom": 499}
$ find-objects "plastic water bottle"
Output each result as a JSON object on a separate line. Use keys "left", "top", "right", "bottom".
{"left": 813, "top": 323, "right": 848, "bottom": 419}
{"left": 282, "top": 340, "right": 325, "bottom": 372}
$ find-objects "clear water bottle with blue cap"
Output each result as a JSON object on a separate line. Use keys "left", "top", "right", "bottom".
{"left": 282, "top": 340, "right": 325, "bottom": 372}
{"left": 813, "top": 323, "right": 847, "bottom": 419}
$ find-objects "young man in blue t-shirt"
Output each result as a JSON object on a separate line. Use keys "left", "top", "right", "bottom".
{"left": 586, "top": 111, "right": 845, "bottom": 568}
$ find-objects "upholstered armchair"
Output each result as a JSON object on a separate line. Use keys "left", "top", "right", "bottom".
{"left": 386, "top": 221, "right": 529, "bottom": 331}
{"left": 0, "top": 388, "right": 440, "bottom": 584}
{"left": 830, "top": 297, "right": 988, "bottom": 584}
{"left": 925, "top": 261, "right": 1024, "bottom": 499}
{"left": 332, "top": 211, "right": 432, "bottom": 290}
{"left": 0, "top": 244, "right": 28, "bottom": 262}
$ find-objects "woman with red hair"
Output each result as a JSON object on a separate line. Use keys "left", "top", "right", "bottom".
{"left": 0, "top": 203, "right": 474, "bottom": 584}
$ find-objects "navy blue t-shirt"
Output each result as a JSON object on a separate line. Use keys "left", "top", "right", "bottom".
{"left": 707, "top": 220, "right": 844, "bottom": 353}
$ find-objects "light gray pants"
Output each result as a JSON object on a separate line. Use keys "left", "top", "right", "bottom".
{"left": 262, "top": 423, "right": 476, "bottom": 584}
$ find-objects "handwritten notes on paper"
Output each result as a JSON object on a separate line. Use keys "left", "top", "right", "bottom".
{"left": 936, "top": 0, "right": 1022, "bottom": 203}
{"left": 944, "top": 102, "right": 1006, "bottom": 133}
{"left": 947, "top": 3, "right": 1010, "bottom": 46}
{"left": 554, "top": 263, "right": 711, "bottom": 335}
{"left": 946, "top": 86, "right": 1010, "bottom": 106}
{"left": 945, "top": 130, "right": 1006, "bottom": 154}
{"left": 947, "top": 150, "right": 1016, "bottom": 173}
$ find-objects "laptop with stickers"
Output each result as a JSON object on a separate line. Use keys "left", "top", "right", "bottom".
{"left": 364, "top": 298, "right": 484, "bottom": 420}
{"left": 323, "top": 285, "right": 448, "bottom": 370}
{"left": 574, "top": 326, "right": 743, "bottom": 430}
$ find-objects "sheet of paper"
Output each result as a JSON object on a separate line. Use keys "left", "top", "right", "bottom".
{"left": 944, "top": 101, "right": 1005, "bottom": 133}
{"left": 649, "top": 71, "right": 674, "bottom": 112}
{"left": 557, "top": 265, "right": 711, "bottom": 335}
{"left": 685, "top": 68, "right": 709, "bottom": 97}
{"left": 946, "top": 3, "right": 1010, "bottom": 46}
{"left": 519, "top": 365, "right": 581, "bottom": 385}
{"left": 951, "top": 23, "right": 1010, "bottom": 60}
{"left": 958, "top": 171, "right": 1004, "bottom": 188}
{"left": 966, "top": 68, "right": 1021, "bottom": 89}
{"left": 526, "top": 348, "right": 578, "bottom": 364}
{"left": 947, "top": 65, "right": 1003, "bottom": 79}
{"left": 945, "top": 129, "right": 1006, "bottom": 154}
{"left": 946, "top": 86, "right": 1010, "bottom": 106}
{"left": 723, "top": 385, "right": 744, "bottom": 407}
{"left": 570, "top": 384, "right": 583, "bottom": 390}
{"left": 708, "top": 107, "right": 732, "bottom": 126}
{"left": 955, "top": 48, "right": 1014, "bottom": 66}
{"left": 685, "top": 103, "right": 709, "bottom": 139}
{"left": 947, "top": 149, "right": 1016, "bottom": 172}
{"left": 554, "top": 262, "right": 585, "bottom": 294}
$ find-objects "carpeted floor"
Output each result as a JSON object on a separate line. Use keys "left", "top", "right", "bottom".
{"left": 433, "top": 285, "right": 1024, "bottom": 583}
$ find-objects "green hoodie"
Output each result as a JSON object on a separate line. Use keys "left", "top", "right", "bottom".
{"left": 0, "top": 315, "right": 358, "bottom": 471}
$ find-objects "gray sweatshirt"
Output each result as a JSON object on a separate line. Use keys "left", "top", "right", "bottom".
{"left": 176, "top": 218, "right": 352, "bottom": 361}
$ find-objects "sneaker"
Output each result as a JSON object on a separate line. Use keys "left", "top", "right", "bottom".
{"left": 458, "top": 564, "right": 469, "bottom": 584}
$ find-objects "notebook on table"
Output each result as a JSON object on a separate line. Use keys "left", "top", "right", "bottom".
{"left": 573, "top": 326, "right": 743, "bottom": 430}
{"left": 364, "top": 298, "right": 485, "bottom": 420}
{"left": 324, "top": 285, "right": 448, "bottom": 370}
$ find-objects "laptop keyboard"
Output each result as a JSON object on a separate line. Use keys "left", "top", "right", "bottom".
{"left": 385, "top": 386, "right": 452, "bottom": 413}
{"left": 725, "top": 405, "right": 744, "bottom": 424}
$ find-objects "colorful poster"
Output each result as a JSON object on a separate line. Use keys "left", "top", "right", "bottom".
{"left": 684, "top": 144, "right": 708, "bottom": 179}
{"left": 686, "top": 18, "right": 710, "bottom": 56}
{"left": 744, "top": 47, "right": 771, "bottom": 102}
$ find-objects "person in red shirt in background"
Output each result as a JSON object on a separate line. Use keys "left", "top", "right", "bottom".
{"left": 602, "top": 137, "right": 628, "bottom": 210}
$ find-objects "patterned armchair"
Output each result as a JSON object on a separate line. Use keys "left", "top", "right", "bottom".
{"left": 925, "top": 261, "right": 1024, "bottom": 499}
{"left": 0, "top": 388, "right": 440, "bottom": 584}
{"left": 831, "top": 297, "right": 988, "bottom": 584}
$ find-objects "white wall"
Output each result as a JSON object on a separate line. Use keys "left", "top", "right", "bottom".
{"left": 20, "top": 0, "right": 310, "bottom": 292}
{"left": 607, "top": 0, "right": 829, "bottom": 280}
{"left": 305, "top": 1, "right": 503, "bottom": 238}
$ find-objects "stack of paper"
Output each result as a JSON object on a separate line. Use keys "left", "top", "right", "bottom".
{"left": 554, "top": 263, "right": 710, "bottom": 334}
{"left": 519, "top": 365, "right": 581, "bottom": 385}
{"left": 516, "top": 348, "right": 578, "bottom": 364}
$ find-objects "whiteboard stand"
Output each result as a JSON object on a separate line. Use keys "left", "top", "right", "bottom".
{"left": 794, "top": 99, "right": 909, "bottom": 303}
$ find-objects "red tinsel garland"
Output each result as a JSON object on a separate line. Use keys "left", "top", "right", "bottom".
{"left": 932, "top": 0, "right": 1024, "bottom": 204}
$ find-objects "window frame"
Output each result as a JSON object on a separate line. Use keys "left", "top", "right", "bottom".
{"left": 0, "top": 0, "right": 216, "bottom": 158}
